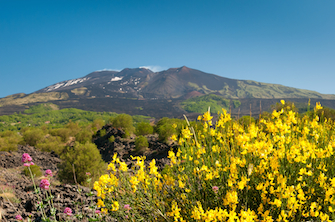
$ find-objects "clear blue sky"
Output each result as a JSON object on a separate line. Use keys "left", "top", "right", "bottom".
{"left": 1, "top": 0, "right": 335, "bottom": 98}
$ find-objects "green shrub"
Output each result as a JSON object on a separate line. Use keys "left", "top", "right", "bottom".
{"left": 49, "top": 128, "right": 71, "bottom": 142}
{"left": 99, "top": 129, "right": 107, "bottom": 137}
{"left": 110, "top": 114, "right": 135, "bottom": 137}
{"left": 0, "top": 131, "right": 21, "bottom": 151}
{"left": 135, "top": 122, "right": 153, "bottom": 136}
{"left": 75, "top": 129, "right": 93, "bottom": 144}
{"left": 122, "top": 130, "right": 130, "bottom": 139}
{"left": 108, "top": 135, "right": 115, "bottom": 143}
{"left": 36, "top": 136, "right": 65, "bottom": 154}
{"left": 154, "top": 117, "right": 187, "bottom": 142}
{"left": 157, "top": 123, "right": 175, "bottom": 142}
{"left": 65, "top": 121, "right": 81, "bottom": 135}
{"left": 135, "top": 136, "right": 149, "bottom": 154}
{"left": 24, "top": 164, "right": 42, "bottom": 177}
{"left": 22, "top": 128, "right": 45, "bottom": 146}
{"left": 58, "top": 142, "right": 105, "bottom": 186}
{"left": 233, "top": 100, "right": 241, "bottom": 108}
{"left": 91, "top": 119, "right": 105, "bottom": 132}
{"left": 238, "top": 116, "right": 255, "bottom": 128}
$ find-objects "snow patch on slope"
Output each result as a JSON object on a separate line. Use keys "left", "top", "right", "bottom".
{"left": 111, "top": 77, "right": 123, "bottom": 82}
{"left": 45, "top": 77, "right": 90, "bottom": 92}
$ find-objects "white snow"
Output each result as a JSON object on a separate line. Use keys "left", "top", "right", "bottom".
{"left": 111, "top": 77, "right": 123, "bottom": 82}
{"left": 45, "top": 77, "right": 90, "bottom": 92}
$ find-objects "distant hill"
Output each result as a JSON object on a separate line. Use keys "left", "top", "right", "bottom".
{"left": 1, "top": 66, "right": 335, "bottom": 118}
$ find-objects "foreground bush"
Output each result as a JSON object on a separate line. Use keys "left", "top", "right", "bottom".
{"left": 94, "top": 101, "right": 335, "bottom": 221}
{"left": 58, "top": 142, "right": 105, "bottom": 186}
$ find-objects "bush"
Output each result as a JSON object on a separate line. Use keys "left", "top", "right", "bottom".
{"left": 91, "top": 118, "right": 105, "bottom": 132}
{"left": 157, "top": 123, "right": 175, "bottom": 142}
{"left": 58, "top": 142, "right": 105, "bottom": 186}
{"left": 36, "top": 136, "right": 64, "bottom": 154}
{"left": 24, "top": 164, "right": 42, "bottom": 177}
{"left": 99, "top": 129, "right": 107, "bottom": 137}
{"left": 238, "top": 115, "right": 255, "bottom": 128}
{"left": 135, "top": 136, "right": 148, "bottom": 154}
{"left": 135, "top": 122, "right": 153, "bottom": 136}
{"left": 49, "top": 128, "right": 71, "bottom": 143}
{"left": 0, "top": 131, "right": 21, "bottom": 151}
{"left": 22, "top": 128, "right": 45, "bottom": 146}
{"left": 108, "top": 135, "right": 115, "bottom": 143}
{"left": 233, "top": 100, "right": 241, "bottom": 108}
{"left": 110, "top": 114, "right": 134, "bottom": 137}
{"left": 75, "top": 129, "right": 93, "bottom": 144}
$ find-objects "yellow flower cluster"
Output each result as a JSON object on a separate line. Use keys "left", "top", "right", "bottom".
{"left": 93, "top": 101, "right": 335, "bottom": 221}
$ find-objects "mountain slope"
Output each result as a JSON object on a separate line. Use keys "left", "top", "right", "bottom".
{"left": 1, "top": 66, "right": 335, "bottom": 118}
{"left": 32, "top": 66, "right": 335, "bottom": 100}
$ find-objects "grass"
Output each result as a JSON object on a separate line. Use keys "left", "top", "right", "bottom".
{"left": 0, "top": 184, "right": 20, "bottom": 204}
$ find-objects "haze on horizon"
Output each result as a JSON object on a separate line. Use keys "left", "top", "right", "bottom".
{"left": 1, "top": 0, "right": 335, "bottom": 98}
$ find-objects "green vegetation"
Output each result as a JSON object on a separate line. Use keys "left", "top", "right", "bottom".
{"left": 155, "top": 117, "right": 186, "bottom": 142}
{"left": 135, "top": 122, "right": 153, "bottom": 136}
{"left": 233, "top": 99, "right": 241, "bottom": 108}
{"left": 0, "top": 103, "right": 151, "bottom": 132}
{"left": 23, "top": 164, "right": 42, "bottom": 177}
{"left": 0, "top": 130, "right": 22, "bottom": 151}
{"left": 181, "top": 94, "right": 230, "bottom": 113}
{"left": 110, "top": 113, "right": 135, "bottom": 138}
{"left": 22, "top": 128, "right": 45, "bottom": 146}
{"left": 135, "top": 135, "right": 149, "bottom": 154}
{"left": 58, "top": 142, "right": 105, "bottom": 186}
{"left": 108, "top": 135, "right": 115, "bottom": 143}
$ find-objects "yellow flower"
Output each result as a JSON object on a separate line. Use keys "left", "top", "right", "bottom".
{"left": 170, "top": 134, "right": 178, "bottom": 141}
{"left": 202, "top": 111, "right": 213, "bottom": 122}
{"left": 119, "top": 162, "right": 128, "bottom": 172}
{"left": 315, "top": 102, "right": 323, "bottom": 110}
{"left": 111, "top": 201, "right": 119, "bottom": 211}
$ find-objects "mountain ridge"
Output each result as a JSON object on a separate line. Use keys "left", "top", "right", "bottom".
{"left": 31, "top": 66, "right": 335, "bottom": 100}
{"left": 1, "top": 66, "right": 335, "bottom": 118}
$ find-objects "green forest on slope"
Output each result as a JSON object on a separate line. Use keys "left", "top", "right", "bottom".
{"left": 181, "top": 94, "right": 241, "bottom": 113}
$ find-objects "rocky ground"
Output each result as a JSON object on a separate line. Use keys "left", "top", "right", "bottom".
{"left": 0, "top": 126, "right": 175, "bottom": 221}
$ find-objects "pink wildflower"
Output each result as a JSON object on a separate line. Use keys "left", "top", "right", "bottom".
{"left": 21, "top": 153, "right": 32, "bottom": 163}
{"left": 86, "top": 172, "right": 91, "bottom": 176}
{"left": 30, "top": 162, "right": 34, "bottom": 166}
{"left": 64, "top": 207, "right": 72, "bottom": 216}
{"left": 124, "top": 204, "right": 131, "bottom": 210}
{"left": 212, "top": 186, "right": 219, "bottom": 193}
{"left": 95, "top": 209, "right": 101, "bottom": 214}
{"left": 45, "top": 169, "right": 53, "bottom": 177}
{"left": 15, "top": 215, "right": 23, "bottom": 221}
{"left": 39, "top": 179, "right": 50, "bottom": 190}
{"left": 24, "top": 163, "right": 31, "bottom": 167}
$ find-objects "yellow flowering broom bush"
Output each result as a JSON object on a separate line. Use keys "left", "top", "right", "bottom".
{"left": 94, "top": 101, "right": 335, "bottom": 221}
